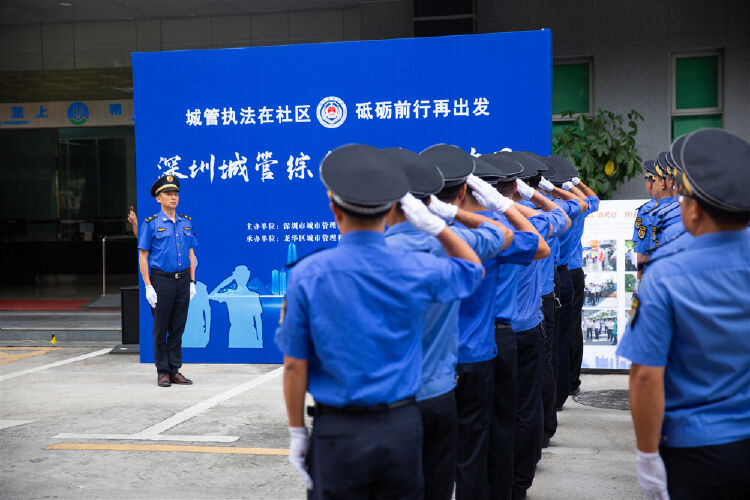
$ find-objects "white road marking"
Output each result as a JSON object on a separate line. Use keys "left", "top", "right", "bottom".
{"left": 0, "top": 348, "right": 111, "bottom": 382}
{"left": 51, "top": 365, "right": 284, "bottom": 443}
{"left": 0, "top": 419, "right": 34, "bottom": 430}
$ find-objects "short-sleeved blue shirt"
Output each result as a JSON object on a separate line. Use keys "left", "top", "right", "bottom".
{"left": 457, "top": 211, "right": 539, "bottom": 363}
{"left": 540, "top": 197, "right": 581, "bottom": 295}
{"left": 635, "top": 197, "right": 676, "bottom": 254}
{"left": 568, "top": 195, "right": 600, "bottom": 270}
{"left": 137, "top": 209, "right": 197, "bottom": 272}
{"left": 385, "top": 221, "right": 505, "bottom": 401}
{"left": 617, "top": 230, "right": 750, "bottom": 447}
{"left": 632, "top": 199, "right": 656, "bottom": 244}
{"left": 513, "top": 204, "right": 567, "bottom": 332}
{"left": 274, "top": 230, "right": 484, "bottom": 407}
{"left": 652, "top": 202, "right": 681, "bottom": 247}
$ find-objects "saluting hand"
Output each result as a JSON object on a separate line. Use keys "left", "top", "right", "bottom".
{"left": 515, "top": 179, "right": 536, "bottom": 200}
{"left": 145, "top": 285, "right": 158, "bottom": 308}
{"left": 400, "top": 193, "right": 446, "bottom": 236}
{"left": 538, "top": 176, "right": 555, "bottom": 192}
{"left": 428, "top": 195, "right": 458, "bottom": 221}
{"left": 466, "top": 175, "right": 513, "bottom": 213}
{"left": 288, "top": 427, "right": 313, "bottom": 490}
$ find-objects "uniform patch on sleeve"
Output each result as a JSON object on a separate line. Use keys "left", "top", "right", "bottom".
{"left": 638, "top": 225, "right": 646, "bottom": 240}
{"left": 630, "top": 294, "right": 640, "bottom": 326}
{"left": 635, "top": 217, "right": 642, "bottom": 226}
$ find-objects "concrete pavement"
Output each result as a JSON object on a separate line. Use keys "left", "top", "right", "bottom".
{"left": 0, "top": 345, "right": 643, "bottom": 499}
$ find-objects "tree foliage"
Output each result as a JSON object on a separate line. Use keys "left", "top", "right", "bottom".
{"left": 553, "top": 109, "right": 644, "bottom": 199}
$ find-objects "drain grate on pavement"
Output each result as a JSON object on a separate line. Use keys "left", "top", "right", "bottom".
{"left": 574, "top": 389, "right": 630, "bottom": 410}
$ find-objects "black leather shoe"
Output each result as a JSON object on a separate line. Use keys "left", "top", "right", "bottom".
{"left": 170, "top": 372, "right": 193, "bottom": 385}
{"left": 569, "top": 386, "right": 581, "bottom": 396}
{"left": 158, "top": 374, "right": 171, "bottom": 387}
{"left": 542, "top": 436, "right": 551, "bottom": 448}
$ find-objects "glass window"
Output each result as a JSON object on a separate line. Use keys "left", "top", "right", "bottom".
{"left": 671, "top": 51, "right": 722, "bottom": 140}
{"left": 553, "top": 61, "right": 591, "bottom": 117}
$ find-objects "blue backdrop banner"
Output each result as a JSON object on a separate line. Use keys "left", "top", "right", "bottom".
{"left": 133, "top": 30, "right": 552, "bottom": 364}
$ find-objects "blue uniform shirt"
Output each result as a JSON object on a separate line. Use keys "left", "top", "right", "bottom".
{"left": 652, "top": 202, "right": 681, "bottom": 247}
{"left": 274, "top": 230, "right": 484, "bottom": 407}
{"left": 568, "top": 195, "right": 600, "bottom": 270}
{"left": 541, "top": 197, "right": 581, "bottom": 295}
{"left": 384, "top": 221, "right": 505, "bottom": 401}
{"left": 513, "top": 204, "right": 567, "bottom": 332}
{"left": 458, "top": 211, "right": 539, "bottom": 363}
{"left": 632, "top": 199, "right": 656, "bottom": 243}
{"left": 137, "top": 210, "right": 197, "bottom": 272}
{"left": 618, "top": 230, "right": 750, "bottom": 447}
{"left": 635, "top": 197, "right": 675, "bottom": 254}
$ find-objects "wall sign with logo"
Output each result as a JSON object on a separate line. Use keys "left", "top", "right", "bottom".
{"left": 133, "top": 31, "right": 553, "bottom": 364}
{"left": 0, "top": 100, "right": 134, "bottom": 129}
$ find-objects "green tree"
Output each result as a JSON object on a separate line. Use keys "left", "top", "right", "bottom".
{"left": 553, "top": 109, "right": 644, "bottom": 199}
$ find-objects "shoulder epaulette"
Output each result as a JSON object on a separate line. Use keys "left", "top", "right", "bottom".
{"left": 636, "top": 200, "right": 653, "bottom": 211}
{"left": 640, "top": 242, "right": 685, "bottom": 273}
{"left": 179, "top": 213, "right": 192, "bottom": 221}
{"left": 285, "top": 247, "right": 327, "bottom": 269}
{"left": 642, "top": 204, "right": 661, "bottom": 215}
{"left": 144, "top": 214, "right": 158, "bottom": 222}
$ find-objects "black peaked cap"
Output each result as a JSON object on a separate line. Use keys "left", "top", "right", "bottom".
{"left": 472, "top": 155, "right": 503, "bottom": 183}
{"left": 542, "top": 156, "right": 572, "bottom": 184}
{"left": 642, "top": 160, "right": 657, "bottom": 179}
{"left": 419, "top": 144, "right": 475, "bottom": 187}
{"left": 480, "top": 152, "right": 524, "bottom": 182}
{"left": 670, "top": 135, "right": 689, "bottom": 169}
{"left": 151, "top": 174, "right": 180, "bottom": 197}
{"left": 320, "top": 144, "right": 409, "bottom": 214}
{"left": 382, "top": 147, "right": 444, "bottom": 197}
{"left": 511, "top": 151, "right": 549, "bottom": 179}
{"left": 673, "top": 128, "right": 750, "bottom": 213}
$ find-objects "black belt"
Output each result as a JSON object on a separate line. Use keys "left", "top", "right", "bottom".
{"left": 307, "top": 397, "right": 415, "bottom": 417}
{"left": 150, "top": 267, "right": 190, "bottom": 279}
{"left": 556, "top": 265, "right": 569, "bottom": 271}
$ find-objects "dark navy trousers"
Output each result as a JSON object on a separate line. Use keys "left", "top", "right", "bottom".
{"left": 488, "top": 323, "right": 517, "bottom": 500}
{"left": 554, "top": 266, "right": 574, "bottom": 409}
{"left": 307, "top": 404, "right": 423, "bottom": 500}
{"left": 513, "top": 325, "right": 543, "bottom": 498}
{"left": 418, "top": 390, "right": 457, "bottom": 500}
{"left": 150, "top": 271, "right": 189, "bottom": 375}
{"left": 540, "top": 292, "right": 558, "bottom": 442}
{"left": 455, "top": 359, "right": 494, "bottom": 500}
{"left": 568, "top": 267, "right": 586, "bottom": 394}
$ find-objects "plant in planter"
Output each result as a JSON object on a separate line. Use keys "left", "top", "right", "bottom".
{"left": 553, "top": 109, "right": 644, "bottom": 199}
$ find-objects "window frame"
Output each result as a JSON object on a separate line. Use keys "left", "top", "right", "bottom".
{"left": 670, "top": 49, "right": 723, "bottom": 117}
{"left": 552, "top": 57, "right": 594, "bottom": 122}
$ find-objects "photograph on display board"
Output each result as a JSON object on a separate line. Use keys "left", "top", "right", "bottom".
{"left": 582, "top": 239, "right": 617, "bottom": 272}
{"left": 624, "top": 240, "right": 638, "bottom": 271}
{"left": 582, "top": 272, "right": 616, "bottom": 308}
{"left": 582, "top": 309, "right": 618, "bottom": 346}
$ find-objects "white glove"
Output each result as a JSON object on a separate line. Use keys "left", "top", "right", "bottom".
{"left": 466, "top": 175, "right": 514, "bottom": 213}
{"left": 571, "top": 176, "right": 581, "bottom": 185}
{"left": 145, "top": 285, "right": 157, "bottom": 308}
{"left": 400, "top": 193, "right": 446, "bottom": 236}
{"left": 515, "top": 179, "right": 536, "bottom": 200}
{"left": 500, "top": 147, "right": 513, "bottom": 152}
{"left": 189, "top": 281, "right": 196, "bottom": 301}
{"left": 636, "top": 450, "right": 670, "bottom": 500}
{"left": 562, "top": 181, "right": 574, "bottom": 191}
{"left": 538, "top": 176, "right": 555, "bottom": 192}
{"left": 428, "top": 195, "right": 458, "bottom": 221}
{"left": 288, "top": 427, "right": 313, "bottom": 490}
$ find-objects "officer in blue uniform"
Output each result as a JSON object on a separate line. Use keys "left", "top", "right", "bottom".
{"left": 138, "top": 175, "right": 197, "bottom": 387}
{"left": 479, "top": 153, "right": 550, "bottom": 500}
{"left": 618, "top": 128, "right": 750, "bottom": 499}
{"left": 495, "top": 152, "right": 571, "bottom": 498}
{"left": 634, "top": 154, "right": 677, "bottom": 260}
{"left": 632, "top": 161, "right": 658, "bottom": 257}
{"left": 418, "top": 145, "right": 543, "bottom": 500}
{"left": 275, "top": 144, "right": 485, "bottom": 499}
{"left": 649, "top": 152, "right": 681, "bottom": 248}
{"left": 528, "top": 155, "right": 586, "bottom": 448}
{"left": 383, "top": 146, "right": 511, "bottom": 500}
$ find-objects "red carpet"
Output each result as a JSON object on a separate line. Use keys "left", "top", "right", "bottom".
{"left": 0, "top": 300, "right": 89, "bottom": 311}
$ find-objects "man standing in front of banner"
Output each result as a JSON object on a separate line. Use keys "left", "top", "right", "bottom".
{"left": 618, "top": 129, "right": 750, "bottom": 499}
{"left": 138, "top": 174, "right": 198, "bottom": 387}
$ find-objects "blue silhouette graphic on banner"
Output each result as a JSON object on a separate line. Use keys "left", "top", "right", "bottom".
{"left": 182, "top": 281, "right": 211, "bottom": 348}
{"left": 209, "top": 265, "right": 264, "bottom": 348}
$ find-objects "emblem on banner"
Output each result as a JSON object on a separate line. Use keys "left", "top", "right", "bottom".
{"left": 316, "top": 96, "right": 347, "bottom": 129}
